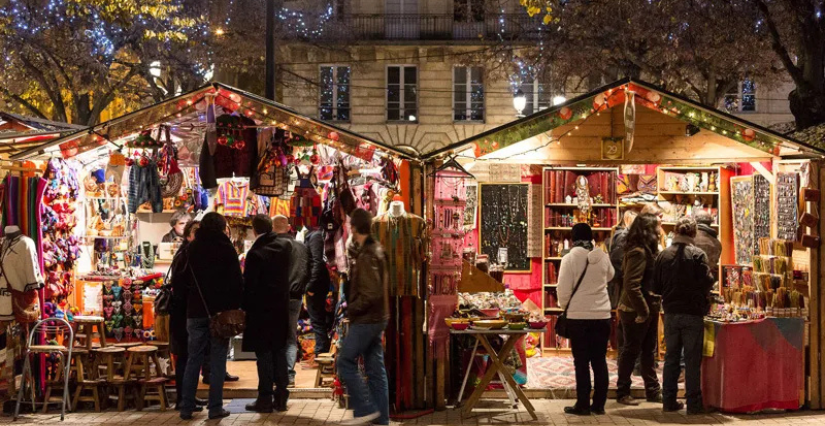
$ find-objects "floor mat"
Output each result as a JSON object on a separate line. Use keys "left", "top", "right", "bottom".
{"left": 222, "top": 398, "right": 256, "bottom": 414}
{"left": 526, "top": 356, "right": 683, "bottom": 390}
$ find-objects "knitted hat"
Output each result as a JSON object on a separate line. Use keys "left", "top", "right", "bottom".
{"left": 571, "top": 223, "right": 593, "bottom": 242}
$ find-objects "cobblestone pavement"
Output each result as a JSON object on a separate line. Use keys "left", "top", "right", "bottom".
{"left": 5, "top": 399, "right": 825, "bottom": 425}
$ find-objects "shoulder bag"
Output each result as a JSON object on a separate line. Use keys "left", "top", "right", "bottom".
{"left": 188, "top": 265, "right": 246, "bottom": 339}
{"left": 154, "top": 263, "right": 174, "bottom": 316}
{"left": 554, "top": 260, "right": 590, "bottom": 339}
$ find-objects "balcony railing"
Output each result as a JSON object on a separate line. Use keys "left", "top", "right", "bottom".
{"left": 280, "top": 13, "right": 546, "bottom": 42}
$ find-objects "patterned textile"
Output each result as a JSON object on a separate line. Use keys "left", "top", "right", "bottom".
{"left": 269, "top": 197, "right": 291, "bottom": 218}
{"left": 371, "top": 213, "right": 425, "bottom": 297}
{"left": 128, "top": 161, "right": 163, "bottom": 213}
{"left": 217, "top": 181, "right": 249, "bottom": 217}
{"left": 702, "top": 318, "right": 803, "bottom": 413}
{"left": 290, "top": 168, "right": 321, "bottom": 229}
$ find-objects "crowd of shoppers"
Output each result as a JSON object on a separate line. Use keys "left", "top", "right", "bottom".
{"left": 560, "top": 204, "right": 719, "bottom": 417}
{"left": 166, "top": 208, "right": 388, "bottom": 425}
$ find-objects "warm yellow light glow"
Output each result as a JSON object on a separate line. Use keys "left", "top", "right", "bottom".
{"left": 215, "top": 28, "right": 225, "bottom": 36}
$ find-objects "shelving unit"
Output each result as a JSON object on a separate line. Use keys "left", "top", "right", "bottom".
{"left": 541, "top": 166, "right": 619, "bottom": 353}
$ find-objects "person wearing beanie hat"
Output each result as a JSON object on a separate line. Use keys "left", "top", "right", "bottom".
{"left": 557, "top": 222, "right": 614, "bottom": 415}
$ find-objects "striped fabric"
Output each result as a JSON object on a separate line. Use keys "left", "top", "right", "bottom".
{"left": 218, "top": 181, "right": 249, "bottom": 217}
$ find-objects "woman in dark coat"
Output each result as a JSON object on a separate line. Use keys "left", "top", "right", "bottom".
{"left": 243, "top": 214, "right": 292, "bottom": 412}
{"left": 169, "top": 220, "right": 205, "bottom": 409}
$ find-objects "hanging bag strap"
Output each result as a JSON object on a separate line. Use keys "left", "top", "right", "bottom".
{"left": 188, "top": 264, "right": 212, "bottom": 318}
{"left": 563, "top": 260, "right": 590, "bottom": 315}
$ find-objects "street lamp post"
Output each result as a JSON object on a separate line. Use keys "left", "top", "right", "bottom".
{"left": 513, "top": 89, "right": 527, "bottom": 118}
{"left": 265, "top": 0, "right": 277, "bottom": 101}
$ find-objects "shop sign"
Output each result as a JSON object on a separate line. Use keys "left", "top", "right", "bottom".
{"left": 601, "top": 137, "right": 624, "bottom": 160}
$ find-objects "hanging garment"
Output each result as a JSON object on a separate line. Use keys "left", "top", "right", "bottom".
{"left": 198, "top": 115, "right": 258, "bottom": 189}
{"left": 290, "top": 167, "right": 322, "bottom": 229}
{"left": 0, "top": 234, "right": 44, "bottom": 321}
{"left": 217, "top": 180, "right": 250, "bottom": 217}
{"left": 128, "top": 161, "right": 163, "bottom": 214}
{"left": 371, "top": 212, "right": 426, "bottom": 297}
{"left": 269, "top": 197, "right": 291, "bottom": 218}
{"left": 251, "top": 128, "right": 290, "bottom": 197}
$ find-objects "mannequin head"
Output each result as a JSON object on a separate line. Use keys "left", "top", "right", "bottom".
{"left": 389, "top": 195, "right": 406, "bottom": 216}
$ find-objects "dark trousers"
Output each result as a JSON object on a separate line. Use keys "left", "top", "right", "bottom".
{"left": 663, "top": 313, "right": 704, "bottom": 410}
{"left": 307, "top": 294, "right": 332, "bottom": 355}
{"left": 255, "top": 350, "right": 289, "bottom": 399}
{"left": 175, "top": 352, "right": 188, "bottom": 404}
{"left": 617, "top": 306, "right": 661, "bottom": 399}
{"left": 568, "top": 318, "right": 611, "bottom": 411}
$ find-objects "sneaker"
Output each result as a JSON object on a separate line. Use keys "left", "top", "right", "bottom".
{"left": 341, "top": 412, "right": 380, "bottom": 425}
{"left": 646, "top": 392, "right": 663, "bottom": 403}
{"left": 208, "top": 409, "right": 231, "bottom": 420}
{"left": 663, "top": 401, "right": 685, "bottom": 412}
{"left": 617, "top": 395, "right": 640, "bottom": 406}
{"left": 563, "top": 406, "right": 590, "bottom": 416}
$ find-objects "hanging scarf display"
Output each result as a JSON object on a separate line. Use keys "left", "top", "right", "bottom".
{"left": 40, "top": 159, "right": 81, "bottom": 302}
{"left": 290, "top": 166, "right": 322, "bottom": 229}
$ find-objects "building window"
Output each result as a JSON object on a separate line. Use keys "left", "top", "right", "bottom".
{"left": 454, "top": 0, "right": 484, "bottom": 22}
{"left": 454, "top": 67, "right": 484, "bottom": 122}
{"left": 387, "top": 66, "right": 418, "bottom": 122}
{"left": 320, "top": 66, "right": 351, "bottom": 121}
{"left": 518, "top": 77, "right": 552, "bottom": 116}
{"left": 723, "top": 79, "right": 757, "bottom": 113}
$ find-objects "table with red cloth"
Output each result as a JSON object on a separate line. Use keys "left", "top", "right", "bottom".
{"left": 702, "top": 317, "right": 804, "bottom": 413}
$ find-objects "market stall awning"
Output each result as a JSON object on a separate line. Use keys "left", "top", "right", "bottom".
{"left": 423, "top": 78, "right": 825, "bottom": 161}
{"left": 0, "top": 112, "right": 87, "bottom": 157}
{"left": 10, "top": 82, "right": 415, "bottom": 161}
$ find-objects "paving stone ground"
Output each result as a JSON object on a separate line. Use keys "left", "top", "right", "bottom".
{"left": 6, "top": 399, "right": 825, "bottom": 425}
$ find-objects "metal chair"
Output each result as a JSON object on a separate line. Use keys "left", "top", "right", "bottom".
{"left": 14, "top": 317, "right": 73, "bottom": 421}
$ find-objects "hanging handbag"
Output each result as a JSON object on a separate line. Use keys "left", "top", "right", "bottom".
{"left": 554, "top": 260, "right": 590, "bottom": 339}
{"left": 154, "top": 264, "right": 174, "bottom": 315}
{"left": 188, "top": 265, "right": 246, "bottom": 339}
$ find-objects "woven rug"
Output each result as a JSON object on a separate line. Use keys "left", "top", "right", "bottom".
{"left": 526, "top": 356, "right": 683, "bottom": 390}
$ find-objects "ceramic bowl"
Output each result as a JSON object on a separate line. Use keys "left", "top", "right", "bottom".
{"left": 444, "top": 318, "right": 470, "bottom": 327}
{"left": 528, "top": 321, "right": 548, "bottom": 329}
{"left": 473, "top": 320, "right": 508, "bottom": 330}
{"left": 451, "top": 323, "right": 470, "bottom": 331}
{"left": 508, "top": 322, "right": 527, "bottom": 330}
{"left": 504, "top": 312, "right": 529, "bottom": 322}
{"left": 479, "top": 309, "right": 500, "bottom": 318}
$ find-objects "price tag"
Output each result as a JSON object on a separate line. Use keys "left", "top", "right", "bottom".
{"left": 497, "top": 247, "right": 508, "bottom": 266}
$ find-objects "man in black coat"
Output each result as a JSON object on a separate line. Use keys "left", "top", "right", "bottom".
{"left": 243, "top": 214, "right": 292, "bottom": 413}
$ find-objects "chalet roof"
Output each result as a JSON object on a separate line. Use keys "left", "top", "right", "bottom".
{"left": 423, "top": 78, "right": 825, "bottom": 160}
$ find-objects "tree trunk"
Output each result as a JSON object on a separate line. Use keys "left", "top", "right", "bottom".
{"left": 789, "top": 88, "right": 825, "bottom": 130}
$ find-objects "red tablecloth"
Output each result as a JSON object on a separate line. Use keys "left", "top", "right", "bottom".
{"left": 702, "top": 317, "right": 804, "bottom": 413}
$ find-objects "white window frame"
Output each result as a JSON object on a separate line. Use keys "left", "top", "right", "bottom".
{"left": 319, "top": 65, "right": 351, "bottom": 122}
{"left": 519, "top": 77, "right": 551, "bottom": 116}
{"left": 723, "top": 80, "right": 757, "bottom": 113}
{"left": 386, "top": 65, "right": 418, "bottom": 123}
{"left": 453, "top": 66, "right": 485, "bottom": 123}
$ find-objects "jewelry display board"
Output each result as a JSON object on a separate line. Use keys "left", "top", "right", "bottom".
{"left": 776, "top": 172, "right": 799, "bottom": 241}
{"left": 731, "top": 176, "right": 755, "bottom": 265}
{"left": 753, "top": 174, "right": 771, "bottom": 255}
{"left": 479, "top": 183, "right": 530, "bottom": 272}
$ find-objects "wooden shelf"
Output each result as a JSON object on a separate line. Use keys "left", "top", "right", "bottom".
{"left": 546, "top": 203, "right": 615, "bottom": 207}
{"left": 545, "top": 227, "right": 613, "bottom": 231}
{"left": 545, "top": 257, "right": 563, "bottom": 260}
{"left": 658, "top": 191, "right": 719, "bottom": 196}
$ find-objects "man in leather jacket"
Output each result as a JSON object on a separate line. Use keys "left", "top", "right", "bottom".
{"left": 339, "top": 208, "right": 390, "bottom": 426}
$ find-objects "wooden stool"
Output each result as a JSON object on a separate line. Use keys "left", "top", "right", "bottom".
{"left": 73, "top": 316, "right": 107, "bottom": 350}
{"left": 112, "top": 341, "right": 142, "bottom": 349}
{"left": 314, "top": 353, "right": 336, "bottom": 388}
{"left": 71, "top": 348, "right": 104, "bottom": 412}
{"left": 125, "top": 345, "right": 168, "bottom": 411}
{"left": 147, "top": 341, "right": 173, "bottom": 376}
{"left": 91, "top": 347, "right": 126, "bottom": 382}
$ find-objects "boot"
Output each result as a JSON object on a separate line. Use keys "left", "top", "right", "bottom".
{"left": 274, "top": 389, "right": 289, "bottom": 412}
{"left": 245, "top": 397, "right": 274, "bottom": 413}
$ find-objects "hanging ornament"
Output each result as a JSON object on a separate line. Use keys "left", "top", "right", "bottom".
{"left": 742, "top": 128, "right": 756, "bottom": 142}
{"left": 328, "top": 131, "right": 340, "bottom": 141}
{"left": 558, "top": 107, "right": 573, "bottom": 121}
{"left": 624, "top": 88, "right": 636, "bottom": 153}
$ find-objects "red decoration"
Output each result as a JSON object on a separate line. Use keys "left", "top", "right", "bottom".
{"left": 558, "top": 107, "right": 573, "bottom": 121}
{"left": 328, "top": 131, "right": 340, "bottom": 141}
{"left": 310, "top": 154, "right": 320, "bottom": 164}
{"left": 742, "top": 128, "right": 756, "bottom": 142}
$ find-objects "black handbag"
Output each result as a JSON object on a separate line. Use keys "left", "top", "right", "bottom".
{"left": 555, "top": 260, "right": 590, "bottom": 339}
{"left": 189, "top": 265, "right": 246, "bottom": 339}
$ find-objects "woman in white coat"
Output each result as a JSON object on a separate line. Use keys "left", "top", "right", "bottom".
{"left": 557, "top": 223, "right": 615, "bottom": 416}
